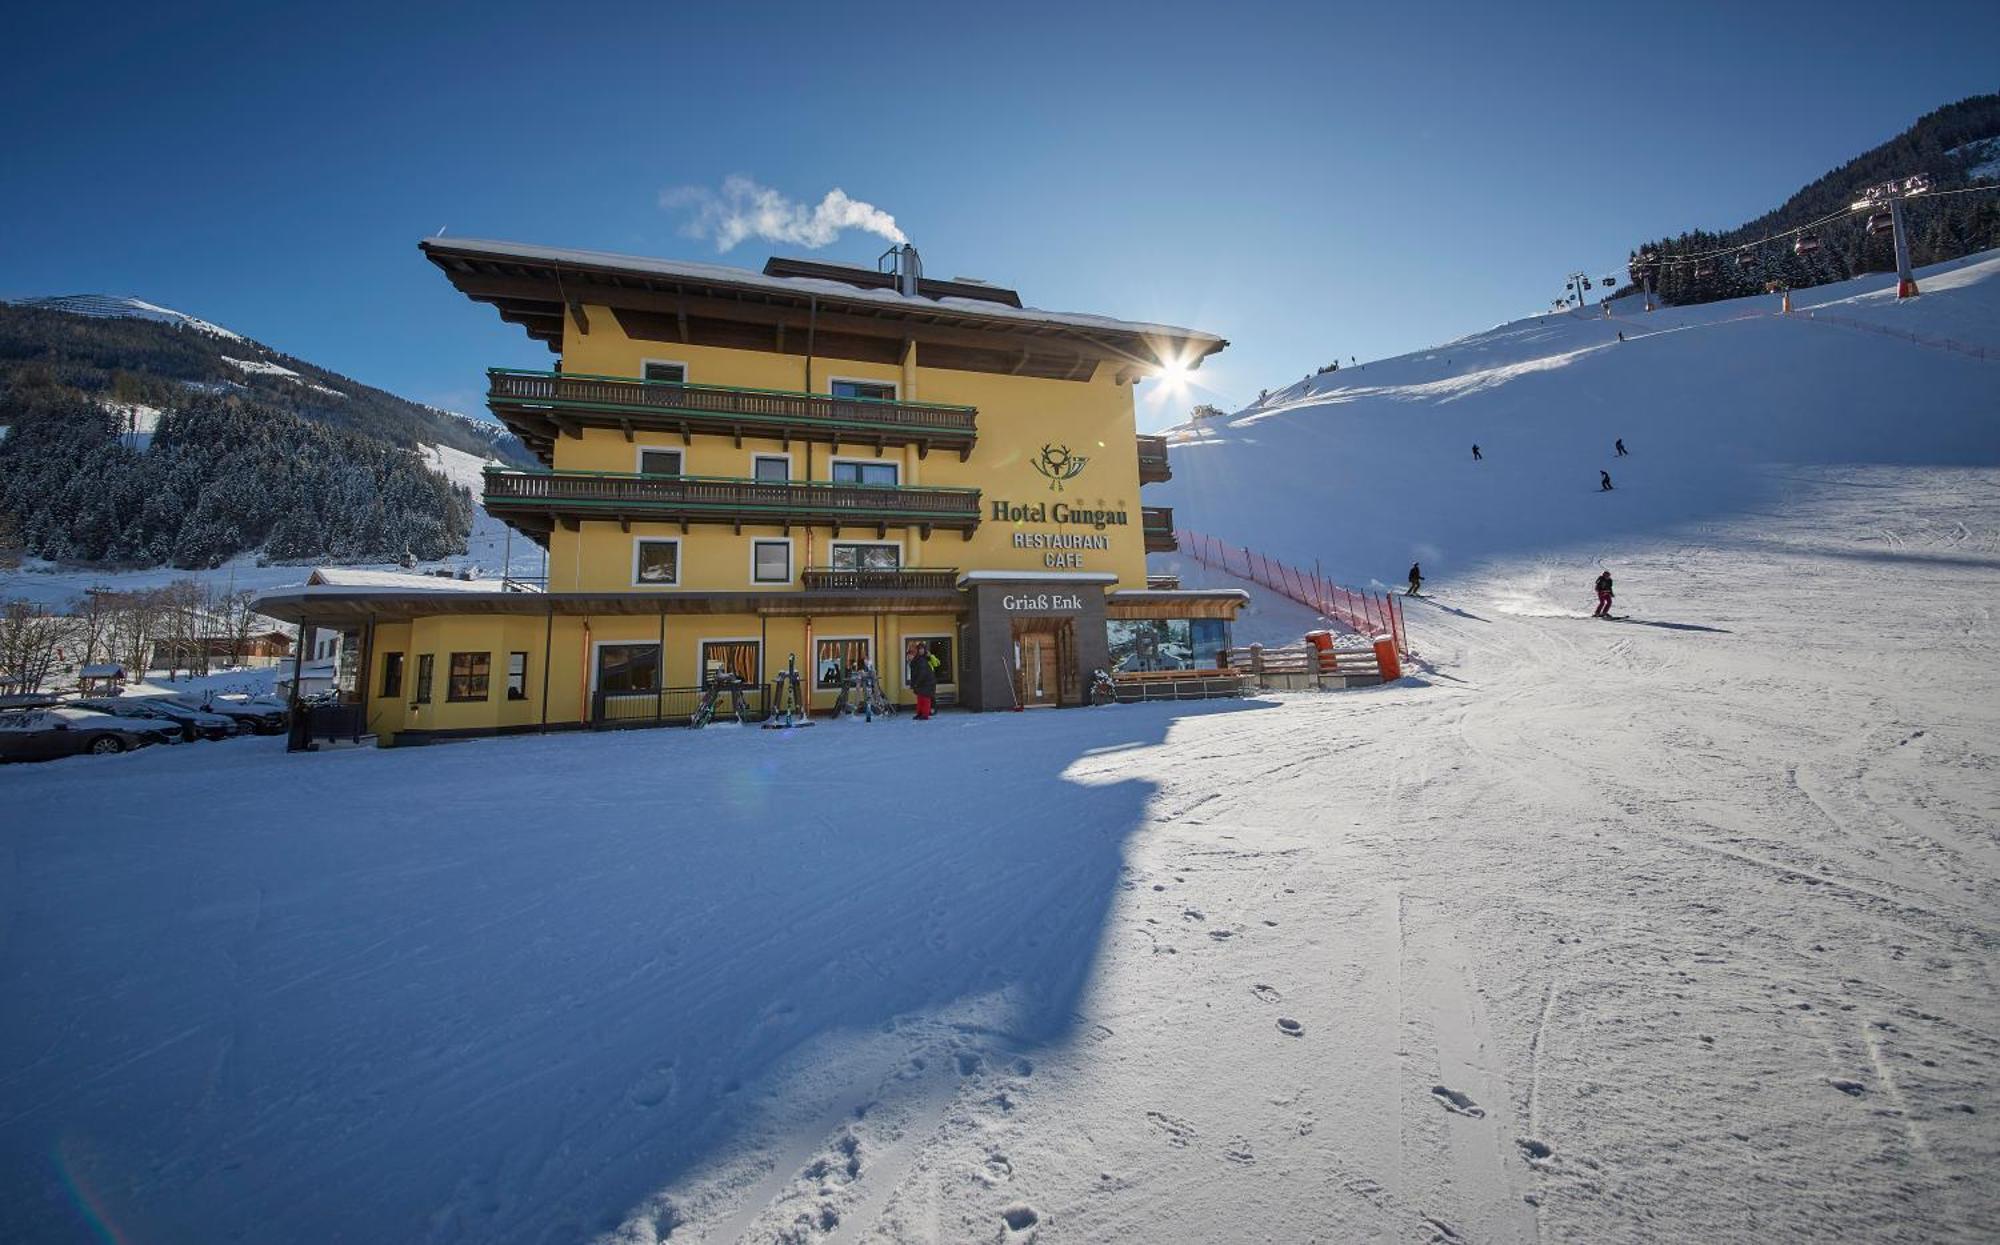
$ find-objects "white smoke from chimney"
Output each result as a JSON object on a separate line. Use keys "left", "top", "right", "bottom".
{"left": 662, "top": 176, "right": 907, "bottom": 253}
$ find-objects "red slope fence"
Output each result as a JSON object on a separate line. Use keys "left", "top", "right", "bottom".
{"left": 1175, "top": 529, "right": 1411, "bottom": 658}
{"left": 1788, "top": 308, "right": 1994, "bottom": 362}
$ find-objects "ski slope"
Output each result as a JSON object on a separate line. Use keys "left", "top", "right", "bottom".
{"left": 1, "top": 258, "right": 1995, "bottom": 1244}
{"left": 1156, "top": 251, "right": 2000, "bottom": 590}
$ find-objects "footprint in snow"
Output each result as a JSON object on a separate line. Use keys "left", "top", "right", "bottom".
{"left": 1828, "top": 1078, "right": 1867, "bottom": 1097}
{"left": 1251, "top": 983, "right": 1283, "bottom": 1004}
{"left": 1517, "top": 1137, "right": 1553, "bottom": 1163}
{"left": 1277, "top": 1017, "right": 1305, "bottom": 1037}
{"left": 1431, "top": 1086, "right": 1484, "bottom": 1117}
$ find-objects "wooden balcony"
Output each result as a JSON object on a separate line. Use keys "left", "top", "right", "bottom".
{"left": 483, "top": 468, "right": 981, "bottom": 544}
{"left": 1137, "top": 434, "right": 1172, "bottom": 484}
{"left": 800, "top": 567, "right": 960, "bottom": 592}
{"left": 487, "top": 368, "right": 979, "bottom": 464}
{"left": 1142, "top": 506, "right": 1177, "bottom": 553}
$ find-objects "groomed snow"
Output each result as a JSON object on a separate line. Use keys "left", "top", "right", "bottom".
{"left": 1, "top": 255, "right": 1995, "bottom": 1244}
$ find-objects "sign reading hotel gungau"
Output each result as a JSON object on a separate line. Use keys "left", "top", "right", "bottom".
{"left": 992, "top": 500, "right": 1130, "bottom": 568}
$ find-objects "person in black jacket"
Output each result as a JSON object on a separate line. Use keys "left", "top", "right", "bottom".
{"left": 1407, "top": 563, "right": 1423, "bottom": 596}
{"left": 907, "top": 641, "right": 937, "bottom": 720}
{"left": 1593, "top": 569, "right": 1615, "bottom": 617}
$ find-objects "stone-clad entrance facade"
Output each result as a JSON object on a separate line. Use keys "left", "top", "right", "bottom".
{"left": 958, "top": 573, "right": 1114, "bottom": 710}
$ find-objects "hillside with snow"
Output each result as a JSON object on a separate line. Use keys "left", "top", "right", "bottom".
{"left": 1155, "top": 249, "right": 2000, "bottom": 594}
{"left": 2, "top": 252, "right": 1994, "bottom": 1243}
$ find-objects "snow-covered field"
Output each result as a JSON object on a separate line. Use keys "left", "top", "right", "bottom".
{"left": 2, "top": 258, "right": 1996, "bottom": 1243}
{"left": 2, "top": 464, "right": 1995, "bottom": 1243}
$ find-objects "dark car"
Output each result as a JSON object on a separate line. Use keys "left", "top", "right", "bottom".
{"left": 77, "top": 697, "right": 238, "bottom": 742}
{"left": 0, "top": 708, "right": 177, "bottom": 761}
{"left": 160, "top": 694, "right": 288, "bottom": 735}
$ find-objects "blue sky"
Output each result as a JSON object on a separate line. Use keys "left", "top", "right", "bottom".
{"left": 2, "top": 1, "right": 1994, "bottom": 431}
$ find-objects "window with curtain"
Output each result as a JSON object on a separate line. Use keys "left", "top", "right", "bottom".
{"left": 414, "top": 654, "right": 434, "bottom": 704}
{"left": 752, "top": 540, "right": 791, "bottom": 583}
{"left": 701, "top": 641, "right": 760, "bottom": 687}
{"left": 815, "top": 639, "right": 870, "bottom": 689}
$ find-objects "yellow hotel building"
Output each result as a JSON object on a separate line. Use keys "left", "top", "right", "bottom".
{"left": 255, "top": 238, "right": 1244, "bottom": 744}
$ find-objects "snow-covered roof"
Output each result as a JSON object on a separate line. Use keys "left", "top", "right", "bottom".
{"left": 79, "top": 663, "right": 126, "bottom": 678}
{"left": 306, "top": 568, "right": 507, "bottom": 591}
{"left": 421, "top": 237, "right": 1226, "bottom": 350}
{"left": 956, "top": 571, "right": 1122, "bottom": 586}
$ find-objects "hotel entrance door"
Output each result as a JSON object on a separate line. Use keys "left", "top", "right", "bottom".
{"left": 1011, "top": 619, "right": 1074, "bottom": 707}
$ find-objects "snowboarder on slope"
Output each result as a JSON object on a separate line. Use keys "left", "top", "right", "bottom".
{"left": 1617, "top": 331, "right": 1625, "bottom": 342}
{"left": 1599, "top": 470, "right": 1614, "bottom": 492}
{"left": 1407, "top": 563, "right": 1423, "bottom": 596}
{"left": 1471, "top": 444, "right": 1483, "bottom": 461}
{"left": 1615, "top": 438, "right": 1628, "bottom": 457}
{"left": 907, "top": 642, "right": 937, "bottom": 720}
{"left": 1594, "top": 570, "right": 1615, "bottom": 618}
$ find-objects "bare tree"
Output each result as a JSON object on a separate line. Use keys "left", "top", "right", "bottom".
{"left": 0, "top": 600, "right": 77, "bottom": 695}
{"left": 220, "top": 587, "right": 261, "bottom": 668}
{"left": 108, "top": 589, "right": 168, "bottom": 678}
{"left": 70, "top": 587, "right": 118, "bottom": 669}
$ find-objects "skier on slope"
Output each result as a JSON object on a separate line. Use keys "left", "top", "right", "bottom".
{"left": 1593, "top": 569, "right": 1615, "bottom": 618}
{"left": 1615, "top": 438, "right": 1628, "bottom": 457}
{"left": 1600, "top": 470, "right": 1614, "bottom": 492}
{"left": 1471, "top": 444, "right": 1483, "bottom": 461}
{"left": 1407, "top": 563, "right": 1423, "bottom": 596}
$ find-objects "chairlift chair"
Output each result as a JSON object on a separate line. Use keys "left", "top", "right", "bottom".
{"left": 1736, "top": 252, "right": 1757, "bottom": 269}
{"left": 1794, "top": 233, "right": 1821, "bottom": 256}
{"left": 1866, "top": 212, "right": 1893, "bottom": 237}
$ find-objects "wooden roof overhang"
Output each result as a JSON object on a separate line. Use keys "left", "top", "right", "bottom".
{"left": 250, "top": 588, "right": 967, "bottom": 627}
{"left": 1105, "top": 589, "right": 1249, "bottom": 621}
{"left": 419, "top": 239, "right": 1228, "bottom": 384}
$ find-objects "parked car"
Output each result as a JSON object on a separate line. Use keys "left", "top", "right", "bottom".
{"left": 76, "top": 697, "right": 239, "bottom": 741}
{"left": 159, "top": 694, "right": 288, "bottom": 735}
{"left": 0, "top": 708, "right": 179, "bottom": 761}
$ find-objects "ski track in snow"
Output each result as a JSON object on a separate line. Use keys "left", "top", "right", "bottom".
{"left": 4, "top": 258, "right": 2000, "bottom": 1241}
{"left": 3, "top": 468, "right": 1996, "bottom": 1243}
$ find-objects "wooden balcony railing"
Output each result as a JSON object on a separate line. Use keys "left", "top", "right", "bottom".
{"left": 1142, "top": 505, "right": 1177, "bottom": 553}
{"left": 483, "top": 468, "right": 982, "bottom": 540}
{"left": 1137, "top": 434, "right": 1172, "bottom": 484}
{"left": 801, "top": 567, "right": 960, "bottom": 592}
{"left": 487, "top": 369, "right": 979, "bottom": 460}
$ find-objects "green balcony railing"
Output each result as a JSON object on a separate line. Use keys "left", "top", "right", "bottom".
{"left": 487, "top": 368, "right": 979, "bottom": 459}
{"left": 483, "top": 467, "right": 982, "bottom": 538}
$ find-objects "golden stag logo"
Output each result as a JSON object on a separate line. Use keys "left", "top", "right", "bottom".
{"left": 1032, "top": 443, "right": 1088, "bottom": 492}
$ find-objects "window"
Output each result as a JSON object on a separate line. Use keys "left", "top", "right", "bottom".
{"left": 1191, "top": 620, "right": 1230, "bottom": 670}
{"left": 751, "top": 539, "right": 791, "bottom": 584}
{"left": 830, "top": 459, "right": 899, "bottom": 487}
{"left": 596, "top": 644, "right": 659, "bottom": 694}
{"left": 634, "top": 539, "right": 679, "bottom": 585}
{"left": 638, "top": 448, "right": 683, "bottom": 476}
{"left": 381, "top": 652, "right": 404, "bottom": 698}
{"left": 642, "top": 361, "right": 686, "bottom": 383}
{"left": 906, "top": 635, "right": 954, "bottom": 686}
{"left": 830, "top": 542, "right": 900, "bottom": 572}
{"left": 830, "top": 378, "right": 897, "bottom": 402}
{"left": 448, "top": 651, "right": 491, "bottom": 701}
{"left": 701, "top": 640, "right": 760, "bottom": 688}
{"left": 414, "top": 653, "right": 434, "bottom": 704}
{"left": 507, "top": 652, "right": 528, "bottom": 700}
{"left": 816, "top": 638, "right": 870, "bottom": 689}
{"left": 751, "top": 454, "right": 790, "bottom": 482}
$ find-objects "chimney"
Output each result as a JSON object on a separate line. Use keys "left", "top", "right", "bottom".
{"left": 883, "top": 243, "right": 923, "bottom": 296}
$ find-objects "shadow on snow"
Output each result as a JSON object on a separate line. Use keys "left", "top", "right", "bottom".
{"left": 0, "top": 697, "right": 1274, "bottom": 1242}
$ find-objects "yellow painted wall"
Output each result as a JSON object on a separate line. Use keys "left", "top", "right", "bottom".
{"left": 367, "top": 608, "right": 961, "bottom": 742}
{"left": 541, "top": 304, "right": 1149, "bottom": 591}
